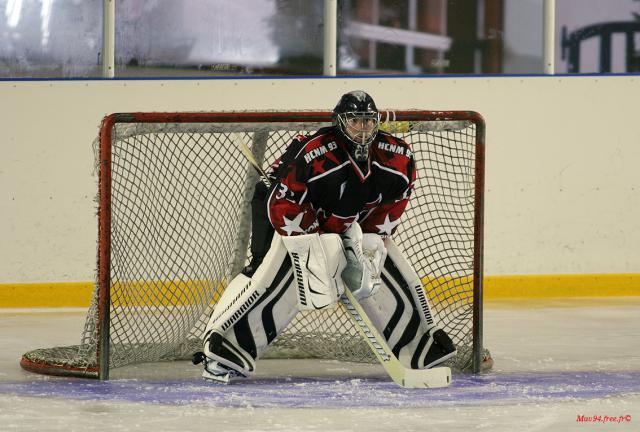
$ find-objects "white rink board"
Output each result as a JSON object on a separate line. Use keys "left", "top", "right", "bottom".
{"left": 0, "top": 76, "right": 639, "bottom": 284}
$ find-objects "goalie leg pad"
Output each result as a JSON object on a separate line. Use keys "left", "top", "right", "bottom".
{"left": 203, "top": 331, "right": 254, "bottom": 378}
{"left": 281, "top": 233, "right": 346, "bottom": 310}
{"left": 384, "top": 238, "right": 436, "bottom": 329}
{"left": 204, "top": 234, "right": 291, "bottom": 337}
{"left": 356, "top": 238, "right": 457, "bottom": 369}
{"left": 199, "top": 270, "right": 264, "bottom": 378}
{"left": 200, "top": 235, "right": 300, "bottom": 379}
{"left": 421, "top": 328, "right": 457, "bottom": 369}
{"left": 203, "top": 273, "right": 264, "bottom": 339}
{"left": 193, "top": 333, "right": 253, "bottom": 383}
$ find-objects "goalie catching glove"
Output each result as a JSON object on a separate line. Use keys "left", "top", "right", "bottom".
{"left": 341, "top": 222, "right": 387, "bottom": 299}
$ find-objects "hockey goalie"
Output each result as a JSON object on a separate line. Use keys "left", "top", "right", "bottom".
{"left": 193, "top": 91, "right": 457, "bottom": 383}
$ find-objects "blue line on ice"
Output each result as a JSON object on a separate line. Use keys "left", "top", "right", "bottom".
{"left": 2, "top": 372, "right": 638, "bottom": 408}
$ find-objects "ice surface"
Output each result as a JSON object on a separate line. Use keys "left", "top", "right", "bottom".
{"left": 1, "top": 298, "right": 639, "bottom": 431}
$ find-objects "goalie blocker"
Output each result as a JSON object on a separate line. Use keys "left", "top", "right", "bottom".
{"left": 195, "top": 223, "right": 456, "bottom": 385}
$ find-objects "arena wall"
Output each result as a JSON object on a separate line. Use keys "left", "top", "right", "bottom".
{"left": 1, "top": 75, "right": 638, "bottom": 304}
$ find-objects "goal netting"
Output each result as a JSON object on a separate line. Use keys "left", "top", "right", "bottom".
{"left": 21, "top": 111, "right": 489, "bottom": 379}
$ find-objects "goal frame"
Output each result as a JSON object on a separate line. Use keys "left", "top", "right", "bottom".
{"left": 23, "top": 110, "right": 485, "bottom": 380}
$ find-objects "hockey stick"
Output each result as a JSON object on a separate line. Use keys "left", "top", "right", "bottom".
{"left": 234, "top": 136, "right": 451, "bottom": 388}
{"left": 232, "top": 134, "right": 273, "bottom": 187}
{"left": 340, "top": 289, "right": 451, "bottom": 388}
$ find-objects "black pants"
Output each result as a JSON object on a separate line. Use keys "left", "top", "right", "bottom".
{"left": 244, "top": 182, "right": 275, "bottom": 276}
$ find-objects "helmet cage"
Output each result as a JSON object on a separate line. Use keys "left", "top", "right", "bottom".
{"left": 336, "top": 111, "right": 380, "bottom": 161}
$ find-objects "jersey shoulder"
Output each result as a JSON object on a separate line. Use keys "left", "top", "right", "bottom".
{"left": 274, "top": 127, "right": 334, "bottom": 167}
{"left": 293, "top": 127, "right": 344, "bottom": 166}
{"left": 294, "top": 126, "right": 336, "bottom": 151}
{"left": 372, "top": 132, "right": 414, "bottom": 162}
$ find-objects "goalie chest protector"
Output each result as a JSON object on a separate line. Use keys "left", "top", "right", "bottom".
{"left": 268, "top": 127, "right": 416, "bottom": 236}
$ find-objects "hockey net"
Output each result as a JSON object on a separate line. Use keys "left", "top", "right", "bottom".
{"left": 21, "top": 111, "right": 489, "bottom": 379}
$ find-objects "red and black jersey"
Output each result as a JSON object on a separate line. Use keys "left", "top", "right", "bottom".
{"left": 267, "top": 126, "right": 416, "bottom": 237}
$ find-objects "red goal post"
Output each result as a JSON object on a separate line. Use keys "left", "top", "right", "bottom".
{"left": 21, "top": 110, "right": 488, "bottom": 379}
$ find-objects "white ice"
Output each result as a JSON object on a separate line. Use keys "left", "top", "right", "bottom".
{"left": 1, "top": 298, "right": 639, "bottom": 432}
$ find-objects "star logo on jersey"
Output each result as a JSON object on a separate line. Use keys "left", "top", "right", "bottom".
{"left": 311, "top": 158, "right": 325, "bottom": 174}
{"left": 375, "top": 215, "right": 402, "bottom": 235}
{"left": 282, "top": 213, "right": 305, "bottom": 236}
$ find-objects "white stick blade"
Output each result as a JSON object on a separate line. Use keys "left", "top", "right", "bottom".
{"left": 341, "top": 290, "right": 452, "bottom": 389}
{"left": 402, "top": 366, "right": 451, "bottom": 388}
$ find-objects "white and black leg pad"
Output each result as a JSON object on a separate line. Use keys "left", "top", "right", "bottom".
{"left": 201, "top": 234, "right": 297, "bottom": 375}
{"left": 356, "top": 238, "right": 456, "bottom": 369}
{"left": 384, "top": 239, "right": 437, "bottom": 329}
{"left": 420, "top": 327, "right": 457, "bottom": 369}
{"left": 201, "top": 273, "right": 265, "bottom": 376}
{"left": 202, "top": 330, "right": 254, "bottom": 378}
{"left": 281, "top": 233, "right": 346, "bottom": 310}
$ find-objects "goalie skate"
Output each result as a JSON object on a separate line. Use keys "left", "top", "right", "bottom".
{"left": 192, "top": 352, "right": 246, "bottom": 384}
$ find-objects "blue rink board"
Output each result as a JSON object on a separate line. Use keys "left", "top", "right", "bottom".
{"left": 2, "top": 371, "right": 639, "bottom": 408}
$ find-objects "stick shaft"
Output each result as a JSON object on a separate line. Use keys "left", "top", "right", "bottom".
{"left": 341, "top": 289, "right": 451, "bottom": 388}
{"left": 235, "top": 135, "right": 272, "bottom": 187}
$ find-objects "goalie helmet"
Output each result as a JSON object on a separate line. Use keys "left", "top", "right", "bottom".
{"left": 332, "top": 90, "right": 380, "bottom": 162}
